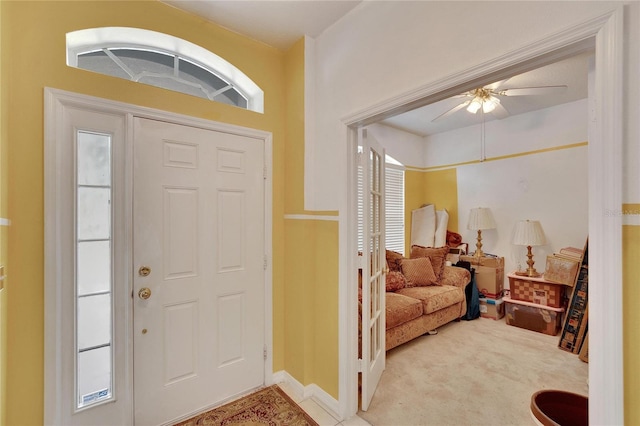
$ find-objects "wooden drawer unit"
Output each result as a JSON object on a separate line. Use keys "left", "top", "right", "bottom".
{"left": 507, "top": 272, "right": 566, "bottom": 308}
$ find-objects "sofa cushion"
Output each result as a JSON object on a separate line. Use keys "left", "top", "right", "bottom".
{"left": 386, "top": 271, "right": 407, "bottom": 292}
{"left": 386, "top": 292, "right": 423, "bottom": 330}
{"left": 396, "top": 285, "right": 464, "bottom": 315}
{"left": 410, "top": 245, "right": 450, "bottom": 282}
{"left": 386, "top": 250, "right": 405, "bottom": 272}
{"left": 440, "top": 265, "right": 471, "bottom": 288}
{"left": 400, "top": 257, "right": 438, "bottom": 287}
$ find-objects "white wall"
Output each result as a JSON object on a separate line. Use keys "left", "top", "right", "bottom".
{"left": 308, "top": 1, "right": 635, "bottom": 211}
{"left": 375, "top": 99, "right": 590, "bottom": 285}
{"left": 457, "top": 147, "right": 588, "bottom": 284}
{"left": 424, "top": 99, "right": 588, "bottom": 167}
{"left": 448, "top": 100, "right": 589, "bottom": 283}
{"left": 365, "top": 123, "right": 424, "bottom": 167}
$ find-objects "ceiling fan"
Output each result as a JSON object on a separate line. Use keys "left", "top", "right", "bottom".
{"left": 432, "top": 79, "right": 568, "bottom": 122}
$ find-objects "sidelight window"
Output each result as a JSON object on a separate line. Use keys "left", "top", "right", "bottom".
{"left": 75, "top": 131, "right": 113, "bottom": 409}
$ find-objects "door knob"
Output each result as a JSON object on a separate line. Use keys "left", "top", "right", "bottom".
{"left": 138, "top": 287, "right": 152, "bottom": 300}
{"left": 138, "top": 266, "right": 151, "bottom": 277}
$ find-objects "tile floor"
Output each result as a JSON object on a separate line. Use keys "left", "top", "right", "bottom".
{"left": 278, "top": 382, "right": 371, "bottom": 426}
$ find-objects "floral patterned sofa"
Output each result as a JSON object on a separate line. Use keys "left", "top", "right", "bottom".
{"left": 383, "top": 246, "right": 470, "bottom": 351}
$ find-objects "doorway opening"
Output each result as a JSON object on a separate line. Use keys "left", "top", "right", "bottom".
{"left": 345, "top": 9, "right": 623, "bottom": 424}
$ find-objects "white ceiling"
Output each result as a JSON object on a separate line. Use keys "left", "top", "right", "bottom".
{"left": 164, "top": 0, "right": 591, "bottom": 137}
{"left": 381, "top": 51, "right": 592, "bottom": 137}
{"left": 163, "top": 0, "right": 362, "bottom": 51}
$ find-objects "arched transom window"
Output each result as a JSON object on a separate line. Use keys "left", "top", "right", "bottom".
{"left": 66, "top": 27, "right": 264, "bottom": 113}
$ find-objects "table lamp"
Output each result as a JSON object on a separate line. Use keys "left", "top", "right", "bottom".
{"left": 467, "top": 207, "right": 496, "bottom": 258}
{"left": 512, "top": 219, "right": 546, "bottom": 277}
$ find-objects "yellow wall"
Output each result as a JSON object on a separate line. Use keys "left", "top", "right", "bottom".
{"left": 422, "top": 169, "right": 459, "bottom": 234}
{"left": 623, "top": 204, "right": 640, "bottom": 424}
{"left": 312, "top": 220, "right": 339, "bottom": 397}
{"left": 284, "top": 39, "right": 306, "bottom": 215}
{"left": 3, "top": 3, "right": 341, "bottom": 422}
{"left": 283, "top": 37, "right": 339, "bottom": 398}
{"left": 0, "top": 1, "right": 7, "bottom": 423}
{"left": 3, "top": 1, "right": 290, "bottom": 424}
{"left": 283, "top": 218, "right": 339, "bottom": 398}
{"left": 403, "top": 168, "right": 458, "bottom": 254}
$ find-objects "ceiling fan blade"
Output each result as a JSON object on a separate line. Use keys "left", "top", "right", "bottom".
{"left": 432, "top": 100, "right": 471, "bottom": 122}
{"left": 499, "top": 85, "right": 568, "bottom": 96}
{"left": 485, "top": 79, "right": 510, "bottom": 91}
{"left": 492, "top": 102, "right": 510, "bottom": 119}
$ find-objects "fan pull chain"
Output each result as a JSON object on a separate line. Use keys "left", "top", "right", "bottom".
{"left": 480, "top": 109, "right": 486, "bottom": 162}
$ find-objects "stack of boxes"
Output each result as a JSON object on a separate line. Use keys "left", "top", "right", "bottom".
{"left": 459, "top": 254, "right": 505, "bottom": 320}
{"left": 504, "top": 273, "right": 569, "bottom": 335}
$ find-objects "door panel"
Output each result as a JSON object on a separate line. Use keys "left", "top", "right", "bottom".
{"left": 133, "top": 118, "right": 265, "bottom": 425}
{"left": 359, "top": 128, "right": 386, "bottom": 411}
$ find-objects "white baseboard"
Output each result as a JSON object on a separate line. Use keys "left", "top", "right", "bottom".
{"left": 272, "top": 370, "right": 342, "bottom": 421}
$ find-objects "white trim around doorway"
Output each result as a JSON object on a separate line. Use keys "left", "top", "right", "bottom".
{"left": 340, "top": 7, "right": 624, "bottom": 424}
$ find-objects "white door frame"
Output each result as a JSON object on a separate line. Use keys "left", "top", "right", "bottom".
{"left": 44, "top": 88, "right": 274, "bottom": 425}
{"left": 341, "top": 8, "right": 623, "bottom": 424}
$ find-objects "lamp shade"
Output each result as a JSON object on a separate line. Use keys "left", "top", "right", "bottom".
{"left": 467, "top": 207, "right": 496, "bottom": 231}
{"left": 512, "top": 220, "right": 546, "bottom": 246}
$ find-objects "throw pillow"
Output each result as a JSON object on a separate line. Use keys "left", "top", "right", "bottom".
{"left": 410, "top": 245, "right": 450, "bottom": 282}
{"left": 400, "top": 257, "right": 439, "bottom": 287}
{"left": 385, "top": 271, "right": 407, "bottom": 292}
{"left": 385, "top": 250, "right": 405, "bottom": 272}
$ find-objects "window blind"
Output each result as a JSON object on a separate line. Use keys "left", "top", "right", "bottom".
{"left": 357, "top": 160, "right": 404, "bottom": 255}
{"left": 385, "top": 165, "right": 405, "bottom": 254}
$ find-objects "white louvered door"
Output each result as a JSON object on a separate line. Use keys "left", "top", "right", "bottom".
{"left": 133, "top": 118, "right": 265, "bottom": 425}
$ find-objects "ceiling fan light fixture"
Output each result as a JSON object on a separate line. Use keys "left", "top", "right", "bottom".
{"left": 482, "top": 96, "right": 500, "bottom": 113}
{"left": 467, "top": 98, "right": 482, "bottom": 114}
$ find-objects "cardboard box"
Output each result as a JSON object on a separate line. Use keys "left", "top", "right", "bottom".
{"left": 504, "top": 297, "right": 564, "bottom": 336}
{"left": 460, "top": 255, "right": 504, "bottom": 298}
{"left": 459, "top": 254, "right": 504, "bottom": 269}
{"left": 475, "top": 266, "right": 504, "bottom": 299}
{"left": 507, "top": 273, "right": 566, "bottom": 308}
{"left": 479, "top": 297, "right": 505, "bottom": 320}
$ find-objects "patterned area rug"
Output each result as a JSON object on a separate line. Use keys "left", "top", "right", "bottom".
{"left": 174, "top": 385, "right": 319, "bottom": 426}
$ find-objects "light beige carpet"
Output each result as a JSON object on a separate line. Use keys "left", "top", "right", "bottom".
{"left": 175, "top": 385, "right": 319, "bottom": 426}
{"left": 359, "top": 317, "right": 588, "bottom": 426}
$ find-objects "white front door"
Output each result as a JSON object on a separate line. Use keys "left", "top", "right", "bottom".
{"left": 133, "top": 117, "right": 265, "bottom": 425}
{"left": 359, "top": 128, "right": 386, "bottom": 411}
